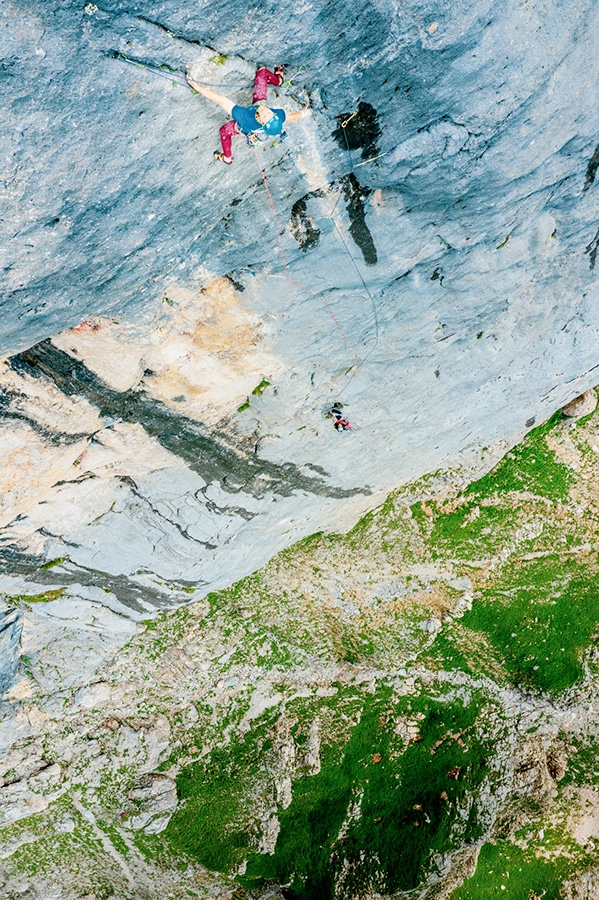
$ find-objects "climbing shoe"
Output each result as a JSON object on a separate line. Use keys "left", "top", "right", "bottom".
{"left": 214, "top": 151, "right": 233, "bottom": 165}
{"left": 274, "top": 65, "right": 284, "bottom": 86}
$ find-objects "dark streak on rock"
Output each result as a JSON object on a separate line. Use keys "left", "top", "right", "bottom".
{"left": 584, "top": 143, "right": 599, "bottom": 191}
{"left": 290, "top": 191, "right": 324, "bottom": 252}
{"left": 288, "top": 175, "right": 377, "bottom": 264}
{"left": 0, "top": 545, "right": 182, "bottom": 613}
{"left": 341, "top": 173, "right": 377, "bottom": 266}
{"left": 135, "top": 15, "right": 211, "bottom": 49}
{"left": 304, "top": 463, "right": 329, "bottom": 476}
{"left": 332, "top": 102, "right": 381, "bottom": 161}
{"left": 9, "top": 341, "right": 369, "bottom": 502}
{"left": 225, "top": 273, "right": 245, "bottom": 292}
{"left": 394, "top": 270, "right": 412, "bottom": 282}
{"left": 118, "top": 475, "right": 218, "bottom": 550}
{"left": 585, "top": 227, "right": 599, "bottom": 270}
{"left": 195, "top": 486, "right": 256, "bottom": 522}
{"left": 0, "top": 387, "right": 87, "bottom": 447}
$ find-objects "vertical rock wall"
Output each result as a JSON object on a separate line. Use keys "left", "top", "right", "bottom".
{"left": 0, "top": 604, "right": 22, "bottom": 696}
{"left": 1, "top": 0, "right": 599, "bottom": 606}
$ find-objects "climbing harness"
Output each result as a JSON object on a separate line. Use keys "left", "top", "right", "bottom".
{"left": 244, "top": 130, "right": 286, "bottom": 147}
{"left": 334, "top": 418, "right": 351, "bottom": 431}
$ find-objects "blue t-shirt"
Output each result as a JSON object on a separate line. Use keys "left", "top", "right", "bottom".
{"left": 232, "top": 104, "right": 286, "bottom": 136}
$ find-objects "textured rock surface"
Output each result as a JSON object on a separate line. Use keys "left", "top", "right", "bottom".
{"left": 562, "top": 389, "right": 598, "bottom": 418}
{"left": 4, "top": 410, "right": 599, "bottom": 897}
{"left": 0, "top": 603, "right": 22, "bottom": 697}
{"left": 3, "top": 4, "right": 599, "bottom": 893}
{"left": 2, "top": 0, "right": 599, "bottom": 619}
{"left": 563, "top": 869, "right": 599, "bottom": 900}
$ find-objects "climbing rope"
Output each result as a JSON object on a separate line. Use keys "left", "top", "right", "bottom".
{"left": 340, "top": 114, "right": 355, "bottom": 172}
{"left": 112, "top": 52, "right": 195, "bottom": 87}
{"left": 114, "top": 52, "right": 395, "bottom": 174}
{"left": 281, "top": 66, "right": 304, "bottom": 89}
{"left": 112, "top": 52, "right": 249, "bottom": 88}
{"left": 112, "top": 52, "right": 305, "bottom": 94}
{"left": 252, "top": 147, "right": 358, "bottom": 386}
{"left": 354, "top": 145, "right": 397, "bottom": 168}
{"left": 330, "top": 216, "right": 379, "bottom": 369}
{"left": 111, "top": 50, "right": 379, "bottom": 416}
{"left": 252, "top": 141, "right": 383, "bottom": 404}
{"left": 251, "top": 148, "right": 288, "bottom": 276}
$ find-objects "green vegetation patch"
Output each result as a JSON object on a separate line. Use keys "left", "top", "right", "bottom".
{"left": 142, "top": 606, "right": 195, "bottom": 661}
{"left": 1, "top": 797, "right": 105, "bottom": 882}
{"left": 428, "top": 501, "right": 519, "bottom": 561}
{"left": 241, "top": 687, "right": 495, "bottom": 899}
{"left": 40, "top": 556, "right": 67, "bottom": 570}
{"left": 559, "top": 735, "right": 599, "bottom": 787}
{"left": 410, "top": 415, "right": 577, "bottom": 563}
{"left": 252, "top": 379, "right": 270, "bottom": 396}
{"left": 466, "top": 413, "right": 573, "bottom": 502}
{"left": 452, "top": 824, "right": 591, "bottom": 900}
{"left": 6, "top": 588, "right": 67, "bottom": 604}
{"left": 461, "top": 556, "right": 599, "bottom": 693}
{"left": 422, "top": 625, "right": 498, "bottom": 679}
{"left": 165, "top": 710, "right": 279, "bottom": 872}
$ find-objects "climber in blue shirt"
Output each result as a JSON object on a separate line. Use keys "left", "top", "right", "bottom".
{"left": 187, "top": 66, "right": 310, "bottom": 164}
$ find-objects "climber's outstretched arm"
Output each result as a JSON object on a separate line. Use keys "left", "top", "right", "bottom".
{"left": 187, "top": 79, "right": 234, "bottom": 116}
{"left": 285, "top": 109, "right": 311, "bottom": 123}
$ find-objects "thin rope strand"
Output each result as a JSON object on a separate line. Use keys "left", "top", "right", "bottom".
{"left": 252, "top": 148, "right": 288, "bottom": 276}
{"left": 330, "top": 219, "right": 379, "bottom": 367}
{"left": 253, "top": 147, "right": 357, "bottom": 385}
{"left": 341, "top": 122, "right": 354, "bottom": 171}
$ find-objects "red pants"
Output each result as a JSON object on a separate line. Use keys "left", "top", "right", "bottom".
{"left": 219, "top": 67, "right": 282, "bottom": 159}
{"left": 219, "top": 119, "right": 240, "bottom": 159}
{"left": 252, "top": 66, "right": 282, "bottom": 103}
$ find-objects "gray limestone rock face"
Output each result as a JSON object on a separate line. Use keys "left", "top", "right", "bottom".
{"left": 1, "top": 0, "right": 599, "bottom": 618}
{"left": 126, "top": 773, "right": 178, "bottom": 833}
{"left": 563, "top": 868, "right": 599, "bottom": 900}
{"left": 0, "top": 604, "right": 22, "bottom": 697}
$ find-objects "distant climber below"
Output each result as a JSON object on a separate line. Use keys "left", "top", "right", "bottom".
{"left": 186, "top": 66, "right": 310, "bottom": 164}
{"left": 327, "top": 402, "right": 351, "bottom": 432}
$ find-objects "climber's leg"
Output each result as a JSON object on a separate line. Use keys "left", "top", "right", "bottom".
{"left": 252, "top": 66, "right": 284, "bottom": 103}
{"left": 218, "top": 120, "right": 239, "bottom": 162}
